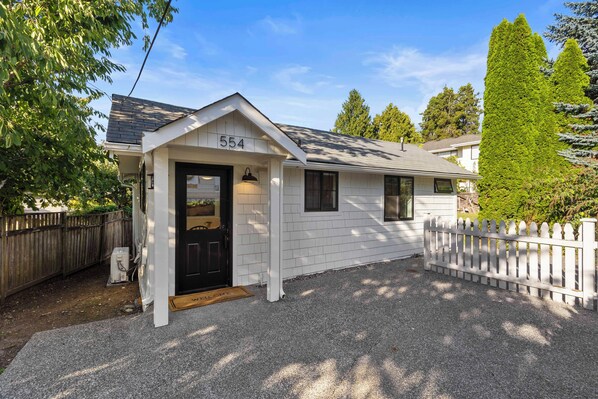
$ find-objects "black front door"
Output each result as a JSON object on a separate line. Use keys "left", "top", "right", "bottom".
{"left": 176, "top": 163, "right": 232, "bottom": 295}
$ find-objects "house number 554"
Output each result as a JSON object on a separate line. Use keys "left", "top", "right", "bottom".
{"left": 219, "top": 135, "right": 245, "bottom": 149}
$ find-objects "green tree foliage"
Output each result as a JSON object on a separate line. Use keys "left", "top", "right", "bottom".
{"left": 372, "top": 103, "right": 421, "bottom": 143}
{"left": 455, "top": 83, "right": 482, "bottom": 135}
{"left": 545, "top": 168, "right": 598, "bottom": 225}
{"left": 479, "top": 15, "right": 564, "bottom": 222}
{"left": 333, "top": 89, "right": 374, "bottom": 138}
{"left": 547, "top": 2, "right": 598, "bottom": 168}
{"left": 0, "top": 1, "right": 176, "bottom": 214}
{"left": 530, "top": 34, "right": 568, "bottom": 176}
{"left": 551, "top": 39, "right": 592, "bottom": 113}
{"left": 420, "top": 87, "right": 458, "bottom": 141}
{"left": 69, "top": 151, "right": 132, "bottom": 213}
{"left": 420, "top": 84, "right": 481, "bottom": 141}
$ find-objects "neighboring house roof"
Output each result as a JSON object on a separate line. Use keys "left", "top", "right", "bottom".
{"left": 422, "top": 134, "right": 481, "bottom": 152}
{"left": 106, "top": 94, "right": 478, "bottom": 179}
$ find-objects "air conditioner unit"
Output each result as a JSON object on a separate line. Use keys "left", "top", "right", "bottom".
{"left": 110, "top": 247, "right": 130, "bottom": 284}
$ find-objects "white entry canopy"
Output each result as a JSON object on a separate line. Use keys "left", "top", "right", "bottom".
{"left": 142, "top": 93, "right": 307, "bottom": 164}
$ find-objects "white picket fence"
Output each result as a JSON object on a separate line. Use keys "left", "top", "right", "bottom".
{"left": 423, "top": 216, "right": 598, "bottom": 310}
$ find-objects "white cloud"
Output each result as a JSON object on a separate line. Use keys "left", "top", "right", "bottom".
{"left": 365, "top": 44, "right": 487, "bottom": 122}
{"left": 154, "top": 34, "right": 188, "bottom": 60}
{"left": 273, "top": 65, "right": 340, "bottom": 95}
{"left": 367, "top": 46, "right": 486, "bottom": 90}
{"left": 250, "top": 94, "right": 342, "bottom": 130}
{"left": 274, "top": 65, "right": 315, "bottom": 94}
{"left": 194, "top": 33, "right": 220, "bottom": 56}
{"left": 257, "top": 15, "right": 301, "bottom": 35}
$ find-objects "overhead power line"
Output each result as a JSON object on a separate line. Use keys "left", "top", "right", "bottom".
{"left": 127, "top": 0, "right": 172, "bottom": 97}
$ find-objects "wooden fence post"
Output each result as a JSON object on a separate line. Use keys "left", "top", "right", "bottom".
{"left": 99, "top": 213, "right": 106, "bottom": 265}
{"left": 60, "top": 211, "right": 67, "bottom": 277}
{"left": 581, "top": 218, "right": 597, "bottom": 310}
{"left": 0, "top": 216, "right": 6, "bottom": 303}
{"left": 424, "top": 214, "right": 431, "bottom": 271}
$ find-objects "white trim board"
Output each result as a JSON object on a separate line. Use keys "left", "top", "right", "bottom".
{"left": 141, "top": 93, "right": 307, "bottom": 164}
{"left": 283, "top": 160, "right": 480, "bottom": 180}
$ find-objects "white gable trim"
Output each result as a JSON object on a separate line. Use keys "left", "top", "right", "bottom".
{"left": 141, "top": 94, "right": 307, "bottom": 164}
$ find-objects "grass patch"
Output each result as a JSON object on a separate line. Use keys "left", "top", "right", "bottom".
{"left": 0, "top": 368, "right": 5, "bottom": 375}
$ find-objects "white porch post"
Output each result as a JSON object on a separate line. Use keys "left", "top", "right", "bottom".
{"left": 268, "top": 158, "right": 284, "bottom": 302}
{"left": 153, "top": 147, "right": 170, "bottom": 327}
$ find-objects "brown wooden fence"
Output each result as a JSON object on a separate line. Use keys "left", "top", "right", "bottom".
{"left": 0, "top": 211, "right": 132, "bottom": 301}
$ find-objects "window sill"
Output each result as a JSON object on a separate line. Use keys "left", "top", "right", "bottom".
{"left": 301, "top": 210, "right": 342, "bottom": 218}
{"left": 384, "top": 218, "right": 415, "bottom": 223}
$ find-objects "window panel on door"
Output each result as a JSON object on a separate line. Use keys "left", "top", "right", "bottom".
{"left": 186, "top": 175, "right": 221, "bottom": 230}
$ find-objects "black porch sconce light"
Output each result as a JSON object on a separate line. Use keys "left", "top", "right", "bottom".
{"left": 148, "top": 173, "right": 154, "bottom": 189}
{"left": 242, "top": 167, "right": 258, "bottom": 182}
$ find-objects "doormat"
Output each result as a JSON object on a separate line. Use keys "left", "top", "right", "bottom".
{"left": 168, "top": 286, "right": 254, "bottom": 312}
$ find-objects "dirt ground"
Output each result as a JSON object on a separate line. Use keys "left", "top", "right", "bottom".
{"left": 0, "top": 263, "right": 141, "bottom": 370}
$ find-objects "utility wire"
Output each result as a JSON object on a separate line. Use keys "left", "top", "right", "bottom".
{"left": 126, "top": 0, "right": 172, "bottom": 97}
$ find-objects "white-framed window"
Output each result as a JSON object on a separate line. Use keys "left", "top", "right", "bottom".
{"left": 471, "top": 145, "right": 480, "bottom": 160}
{"left": 437, "top": 150, "right": 458, "bottom": 157}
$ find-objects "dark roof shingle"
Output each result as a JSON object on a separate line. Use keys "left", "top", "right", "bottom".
{"left": 279, "top": 124, "right": 476, "bottom": 177}
{"left": 106, "top": 94, "right": 478, "bottom": 178}
{"left": 106, "top": 94, "right": 195, "bottom": 144}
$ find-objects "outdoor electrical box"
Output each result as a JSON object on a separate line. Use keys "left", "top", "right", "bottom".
{"left": 110, "top": 247, "right": 130, "bottom": 284}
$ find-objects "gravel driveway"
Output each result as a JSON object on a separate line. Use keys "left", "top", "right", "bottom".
{"left": 1, "top": 257, "right": 597, "bottom": 398}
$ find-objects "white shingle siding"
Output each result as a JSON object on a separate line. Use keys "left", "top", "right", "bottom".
{"left": 170, "top": 110, "right": 284, "bottom": 155}
{"left": 235, "top": 166, "right": 269, "bottom": 286}
{"left": 233, "top": 167, "right": 456, "bottom": 286}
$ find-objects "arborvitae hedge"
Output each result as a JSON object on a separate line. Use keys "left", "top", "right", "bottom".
{"left": 479, "top": 15, "right": 562, "bottom": 221}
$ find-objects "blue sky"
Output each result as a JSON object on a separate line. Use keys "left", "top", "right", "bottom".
{"left": 93, "top": 0, "right": 568, "bottom": 141}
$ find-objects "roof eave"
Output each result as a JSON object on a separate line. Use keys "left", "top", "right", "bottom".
{"left": 283, "top": 160, "right": 481, "bottom": 180}
{"left": 141, "top": 93, "right": 307, "bottom": 164}
{"left": 450, "top": 140, "right": 481, "bottom": 148}
{"left": 104, "top": 141, "right": 142, "bottom": 156}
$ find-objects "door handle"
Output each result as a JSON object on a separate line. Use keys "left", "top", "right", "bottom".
{"left": 222, "top": 225, "right": 230, "bottom": 249}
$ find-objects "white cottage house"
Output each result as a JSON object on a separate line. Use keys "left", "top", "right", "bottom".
{"left": 105, "top": 93, "right": 478, "bottom": 327}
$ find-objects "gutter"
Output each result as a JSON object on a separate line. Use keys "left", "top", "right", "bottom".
{"left": 283, "top": 160, "right": 481, "bottom": 180}
{"left": 104, "top": 141, "right": 142, "bottom": 155}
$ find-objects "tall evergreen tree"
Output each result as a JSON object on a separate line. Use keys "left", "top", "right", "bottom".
{"left": 333, "top": 89, "right": 374, "bottom": 138}
{"left": 551, "top": 39, "right": 592, "bottom": 130}
{"left": 547, "top": 2, "right": 598, "bottom": 168}
{"left": 531, "top": 33, "right": 564, "bottom": 169}
{"left": 372, "top": 103, "right": 421, "bottom": 143}
{"left": 420, "top": 84, "right": 481, "bottom": 141}
{"left": 455, "top": 83, "right": 482, "bottom": 135}
{"left": 420, "top": 87, "right": 458, "bottom": 141}
{"left": 479, "top": 15, "right": 558, "bottom": 221}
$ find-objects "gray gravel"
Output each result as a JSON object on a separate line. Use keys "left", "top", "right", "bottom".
{"left": 1, "top": 258, "right": 597, "bottom": 399}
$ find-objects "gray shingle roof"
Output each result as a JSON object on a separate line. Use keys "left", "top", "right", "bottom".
{"left": 106, "top": 94, "right": 195, "bottom": 144}
{"left": 106, "top": 94, "right": 478, "bottom": 178}
{"left": 421, "top": 134, "right": 481, "bottom": 152}
{"left": 278, "top": 124, "right": 477, "bottom": 177}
